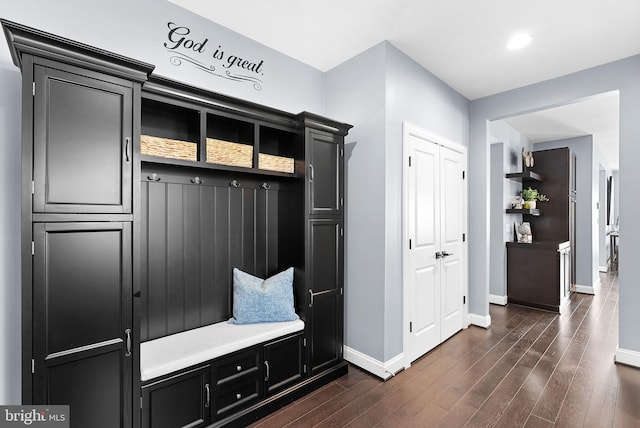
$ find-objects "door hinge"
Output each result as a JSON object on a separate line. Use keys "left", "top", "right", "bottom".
{"left": 340, "top": 227, "right": 344, "bottom": 237}
{"left": 462, "top": 170, "right": 466, "bottom": 179}
{"left": 303, "top": 338, "right": 307, "bottom": 347}
{"left": 340, "top": 287, "right": 343, "bottom": 296}
{"left": 32, "top": 82, "right": 35, "bottom": 96}
{"left": 409, "top": 156, "right": 412, "bottom": 167}
{"left": 462, "top": 233, "right": 466, "bottom": 242}
{"left": 31, "top": 241, "right": 35, "bottom": 256}
{"left": 409, "top": 239, "right": 412, "bottom": 250}
{"left": 409, "top": 322, "right": 413, "bottom": 333}
{"left": 31, "top": 359, "right": 35, "bottom": 374}
{"left": 303, "top": 364, "right": 307, "bottom": 374}
{"left": 340, "top": 197, "right": 344, "bottom": 207}
{"left": 31, "top": 181, "right": 35, "bottom": 195}
{"left": 340, "top": 148, "right": 344, "bottom": 157}
{"left": 140, "top": 396, "right": 143, "bottom": 410}
{"left": 463, "top": 296, "right": 466, "bottom": 304}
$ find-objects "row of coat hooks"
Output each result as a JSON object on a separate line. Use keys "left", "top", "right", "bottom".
{"left": 146, "top": 173, "right": 272, "bottom": 190}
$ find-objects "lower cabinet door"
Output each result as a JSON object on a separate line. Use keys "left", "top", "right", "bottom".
{"left": 264, "top": 333, "right": 305, "bottom": 395}
{"left": 142, "top": 366, "right": 211, "bottom": 428}
{"left": 310, "top": 290, "right": 343, "bottom": 375}
{"left": 32, "top": 222, "right": 133, "bottom": 428}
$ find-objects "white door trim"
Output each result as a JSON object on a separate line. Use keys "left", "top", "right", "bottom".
{"left": 402, "top": 121, "right": 469, "bottom": 370}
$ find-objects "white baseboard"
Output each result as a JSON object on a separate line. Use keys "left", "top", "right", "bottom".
{"left": 599, "top": 265, "right": 608, "bottom": 273}
{"left": 468, "top": 313, "right": 491, "bottom": 329}
{"left": 615, "top": 347, "right": 640, "bottom": 368}
{"left": 489, "top": 294, "right": 508, "bottom": 305}
{"left": 575, "top": 278, "right": 601, "bottom": 295}
{"left": 344, "top": 346, "right": 404, "bottom": 380}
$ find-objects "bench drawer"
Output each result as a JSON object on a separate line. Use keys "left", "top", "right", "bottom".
{"left": 213, "top": 348, "right": 260, "bottom": 387}
{"left": 212, "top": 375, "right": 260, "bottom": 420}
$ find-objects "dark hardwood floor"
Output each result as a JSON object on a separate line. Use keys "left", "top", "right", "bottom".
{"left": 251, "top": 270, "right": 640, "bottom": 427}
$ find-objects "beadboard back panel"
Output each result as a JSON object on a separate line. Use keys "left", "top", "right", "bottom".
{"left": 140, "top": 169, "right": 280, "bottom": 341}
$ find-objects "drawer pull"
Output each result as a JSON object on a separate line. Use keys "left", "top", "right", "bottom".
{"left": 265, "top": 361, "right": 270, "bottom": 382}
{"left": 236, "top": 365, "right": 242, "bottom": 372}
{"left": 204, "top": 383, "right": 210, "bottom": 408}
{"left": 236, "top": 393, "right": 242, "bottom": 400}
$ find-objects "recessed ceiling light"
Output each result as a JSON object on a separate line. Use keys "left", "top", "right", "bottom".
{"left": 507, "top": 33, "right": 532, "bottom": 50}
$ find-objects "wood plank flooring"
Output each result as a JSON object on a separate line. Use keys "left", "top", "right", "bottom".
{"left": 251, "top": 270, "right": 640, "bottom": 427}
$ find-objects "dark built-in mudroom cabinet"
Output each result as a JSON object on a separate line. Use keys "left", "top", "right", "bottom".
{"left": 506, "top": 147, "right": 576, "bottom": 313}
{"left": 4, "top": 19, "right": 351, "bottom": 428}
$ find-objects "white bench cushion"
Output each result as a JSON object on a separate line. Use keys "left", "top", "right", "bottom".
{"left": 140, "top": 319, "right": 305, "bottom": 381}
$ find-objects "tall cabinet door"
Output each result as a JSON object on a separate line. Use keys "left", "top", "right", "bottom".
{"left": 33, "top": 64, "right": 133, "bottom": 213}
{"left": 32, "top": 222, "right": 133, "bottom": 428}
{"left": 307, "top": 129, "right": 342, "bottom": 216}
{"left": 308, "top": 219, "right": 344, "bottom": 375}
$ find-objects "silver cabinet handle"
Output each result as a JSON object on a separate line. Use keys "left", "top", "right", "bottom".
{"left": 309, "top": 289, "right": 314, "bottom": 307}
{"left": 125, "top": 138, "right": 131, "bottom": 163}
{"left": 124, "top": 329, "right": 131, "bottom": 357}
{"left": 204, "top": 383, "right": 210, "bottom": 408}
{"left": 264, "top": 361, "right": 270, "bottom": 382}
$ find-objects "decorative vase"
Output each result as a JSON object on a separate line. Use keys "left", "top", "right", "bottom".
{"left": 524, "top": 200, "right": 536, "bottom": 210}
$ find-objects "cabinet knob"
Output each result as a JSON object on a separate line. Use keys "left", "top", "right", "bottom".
{"left": 236, "top": 365, "right": 242, "bottom": 372}
{"left": 236, "top": 393, "right": 242, "bottom": 400}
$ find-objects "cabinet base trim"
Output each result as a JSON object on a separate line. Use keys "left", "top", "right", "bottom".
{"left": 468, "top": 313, "right": 492, "bottom": 329}
{"left": 615, "top": 347, "right": 640, "bottom": 368}
{"left": 489, "top": 294, "right": 508, "bottom": 306}
{"left": 344, "top": 346, "right": 404, "bottom": 380}
{"left": 575, "top": 278, "right": 601, "bottom": 295}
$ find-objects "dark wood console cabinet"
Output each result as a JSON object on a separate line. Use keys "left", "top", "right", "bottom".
{"left": 4, "top": 20, "right": 351, "bottom": 428}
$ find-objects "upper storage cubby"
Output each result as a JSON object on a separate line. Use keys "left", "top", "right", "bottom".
{"left": 140, "top": 77, "right": 301, "bottom": 177}
{"left": 206, "top": 113, "right": 255, "bottom": 168}
{"left": 141, "top": 98, "right": 200, "bottom": 162}
{"left": 258, "top": 126, "right": 299, "bottom": 174}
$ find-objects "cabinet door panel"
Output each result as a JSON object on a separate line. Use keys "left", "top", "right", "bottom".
{"left": 309, "top": 220, "right": 342, "bottom": 293}
{"left": 33, "top": 222, "right": 132, "bottom": 427}
{"left": 310, "top": 291, "right": 342, "bottom": 375}
{"left": 33, "top": 65, "right": 132, "bottom": 213}
{"left": 142, "top": 366, "right": 210, "bottom": 428}
{"left": 264, "top": 333, "right": 305, "bottom": 395}
{"left": 307, "top": 130, "right": 341, "bottom": 216}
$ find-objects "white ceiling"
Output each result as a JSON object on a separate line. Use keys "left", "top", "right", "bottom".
{"left": 169, "top": 0, "right": 640, "bottom": 170}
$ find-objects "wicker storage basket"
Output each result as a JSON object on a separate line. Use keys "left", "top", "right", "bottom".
{"left": 141, "top": 135, "right": 197, "bottom": 161}
{"left": 258, "top": 153, "right": 295, "bottom": 174}
{"left": 206, "top": 138, "right": 253, "bottom": 168}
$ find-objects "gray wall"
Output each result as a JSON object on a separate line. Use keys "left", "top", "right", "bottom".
{"left": 488, "top": 121, "right": 530, "bottom": 300}
{"left": 0, "top": 68, "right": 21, "bottom": 404}
{"left": 326, "top": 42, "right": 469, "bottom": 363}
{"left": 469, "top": 55, "right": 640, "bottom": 354}
{"left": 534, "top": 136, "right": 598, "bottom": 288}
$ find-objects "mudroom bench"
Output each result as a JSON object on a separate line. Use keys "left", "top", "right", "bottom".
{"left": 140, "top": 319, "right": 306, "bottom": 427}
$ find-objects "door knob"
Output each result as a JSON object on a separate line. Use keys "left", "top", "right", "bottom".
{"left": 435, "top": 252, "right": 443, "bottom": 259}
{"left": 441, "top": 251, "right": 453, "bottom": 257}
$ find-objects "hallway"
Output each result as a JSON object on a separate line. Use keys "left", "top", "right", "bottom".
{"left": 252, "top": 271, "right": 640, "bottom": 427}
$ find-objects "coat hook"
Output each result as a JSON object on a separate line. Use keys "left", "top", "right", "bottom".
{"left": 261, "top": 182, "right": 271, "bottom": 190}
{"left": 191, "top": 176, "right": 203, "bottom": 185}
{"left": 230, "top": 179, "right": 241, "bottom": 188}
{"left": 147, "top": 173, "right": 161, "bottom": 181}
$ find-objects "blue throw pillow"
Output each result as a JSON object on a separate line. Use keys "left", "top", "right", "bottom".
{"left": 229, "top": 267, "right": 299, "bottom": 324}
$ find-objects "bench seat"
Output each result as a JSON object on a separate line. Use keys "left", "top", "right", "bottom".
{"left": 140, "top": 319, "right": 305, "bottom": 381}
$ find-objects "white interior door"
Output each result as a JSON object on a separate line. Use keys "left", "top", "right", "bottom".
{"left": 403, "top": 123, "right": 467, "bottom": 367}
{"left": 440, "top": 146, "right": 465, "bottom": 341}
{"left": 406, "top": 135, "right": 441, "bottom": 363}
